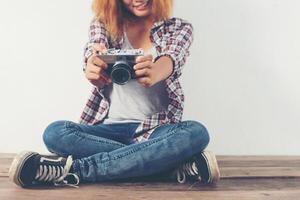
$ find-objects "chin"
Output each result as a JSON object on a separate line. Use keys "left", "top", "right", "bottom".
{"left": 132, "top": 10, "right": 151, "bottom": 18}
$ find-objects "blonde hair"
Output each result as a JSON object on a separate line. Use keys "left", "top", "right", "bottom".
{"left": 92, "top": 0, "right": 173, "bottom": 41}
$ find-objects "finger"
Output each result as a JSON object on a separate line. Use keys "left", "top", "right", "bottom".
{"left": 86, "top": 72, "right": 100, "bottom": 80}
{"left": 92, "top": 43, "right": 107, "bottom": 53}
{"left": 86, "top": 72, "right": 111, "bottom": 83}
{"left": 100, "top": 73, "right": 112, "bottom": 83}
{"left": 91, "top": 70, "right": 111, "bottom": 82}
{"left": 133, "top": 61, "right": 152, "bottom": 70}
{"left": 137, "top": 77, "right": 151, "bottom": 87}
{"left": 135, "top": 68, "right": 149, "bottom": 77}
{"left": 93, "top": 57, "right": 108, "bottom": 69}
{"left": 87, "top": 54, "right": 95, "bottom": 64}
{"left": 97, "top": 75, "right": 112, "bottom": 84}
{"left": 88, "top": 55, "right": 108, "bottom": 69}
{"left": 92, "top": 43, "right": 107, "bottom": 54}
{"left": 135, "top": 54, "right": 153, "bottom": 63}
{"left": 88, "top": 64, "right": 101, "bottom": 74}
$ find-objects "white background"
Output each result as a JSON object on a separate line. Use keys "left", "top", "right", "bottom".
{"left": 0, "top": 0, "right": 299, "bottom": 155}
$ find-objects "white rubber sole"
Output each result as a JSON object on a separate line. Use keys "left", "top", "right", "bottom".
{"left": 201, "top": 151, "right": 221, "bottom": 183}
{"left": 8, "top": 151, "right": 37, "bottom": 187}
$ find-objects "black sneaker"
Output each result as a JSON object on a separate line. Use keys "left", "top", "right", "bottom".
{"left": 174, "top": 151, "right": 220, "bottom": 184}
{"left": 9, "top": 151, "right": 80, "bottom": 188}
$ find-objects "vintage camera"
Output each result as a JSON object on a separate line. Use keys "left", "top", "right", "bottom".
{"left": 97, "top": 48, "right": 144, "bottom": 85}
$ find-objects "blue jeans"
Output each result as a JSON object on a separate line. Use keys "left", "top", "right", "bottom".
{"left": 43, "top": 120, "right": 210, "bottom": 182}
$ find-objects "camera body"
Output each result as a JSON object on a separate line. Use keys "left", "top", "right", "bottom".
{"left": 97, "top": 48, "right": 144, "bottom": 85}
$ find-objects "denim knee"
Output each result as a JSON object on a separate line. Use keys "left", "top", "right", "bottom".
{"left": 43, "top": 120, "right": 69, "bottom": 152}
{"left": 183, "top": 120, "right": 210, "bottom": 149}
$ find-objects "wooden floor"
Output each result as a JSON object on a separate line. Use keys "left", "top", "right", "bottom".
{"left": 1, "top": 153, "right": 300, "bottom": 200}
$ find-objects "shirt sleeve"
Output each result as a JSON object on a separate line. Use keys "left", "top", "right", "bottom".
{"left": 156, "top": 19, "right": 194, "bottom": 80}
{"left": 82, "top": 18, "right": 109, "bottom": 72}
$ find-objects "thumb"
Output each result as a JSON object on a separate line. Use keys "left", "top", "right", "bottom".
{"left": 92, "top": 43, "right": 107, "bottom": 54}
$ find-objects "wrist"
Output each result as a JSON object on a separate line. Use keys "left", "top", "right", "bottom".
{"left": 153, "top": 57, "right": 173, "bottom": 81}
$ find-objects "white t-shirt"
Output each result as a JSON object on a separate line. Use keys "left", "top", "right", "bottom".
{"left": 102, "top": 33, "right": 169, "bottom": 124}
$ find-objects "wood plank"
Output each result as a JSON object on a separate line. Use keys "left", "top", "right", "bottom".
{"left": 220, "top": 167, "right": 300, "bottom": 178}
{"left": 0, "top": 155, "right": 13, "bottom": 177}
{"left": 217, "top": 155, "right": 300, "bottom": 161}
{"left": 2, "top": 174, "right": 300, "bottom": 191}
{"left": 3, "top": 189, "right": 300, "bottom": 200}
{"left": 217, "top": 155, "right": 300, "bottom": 167}
{"left": 1, "top": 177, "right": 300, "bottom": 200}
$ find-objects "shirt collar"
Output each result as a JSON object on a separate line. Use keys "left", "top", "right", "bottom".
{"left": 151, "top": 17, "right": 174, "bottom": 30}
{"left": 113, "top": 18, "right": 174, "bottom": 48}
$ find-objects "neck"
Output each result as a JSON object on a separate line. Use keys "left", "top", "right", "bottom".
{"left": 125, "top": 15, "right": 154, "bottom": 32}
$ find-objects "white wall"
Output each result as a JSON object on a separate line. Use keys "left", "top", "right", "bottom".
{"left": 0, "top": 0, "right": 299, "bottom": 155}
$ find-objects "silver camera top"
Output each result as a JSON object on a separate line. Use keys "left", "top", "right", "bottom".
{"left": 100, "top": 48, "right": 144, "bottom": 56}
{"left": 97, "top": 48, "right": 144, "bottom": 65}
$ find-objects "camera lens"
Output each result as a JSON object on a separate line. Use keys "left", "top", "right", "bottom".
{"left": 111, "top": 61, "right": 131, "bottom": 85}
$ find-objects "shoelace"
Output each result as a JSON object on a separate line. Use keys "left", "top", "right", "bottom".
{"left": 175, "top": 161, "right": 201, "bottom": 184}
{"left": 34, "top": 155, "right": 80, "bottom": 188}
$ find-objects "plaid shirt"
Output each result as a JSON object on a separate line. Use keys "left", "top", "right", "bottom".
{"left": 79, "top": 17, "right": 194, "bottom": 143}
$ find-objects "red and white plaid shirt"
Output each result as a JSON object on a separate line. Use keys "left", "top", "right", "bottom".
{"left": 79, "top": 17, "right": 194, "bottom": 143}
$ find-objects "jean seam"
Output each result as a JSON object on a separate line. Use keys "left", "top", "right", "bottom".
{"left": 73, "top": 131, "right": 126, "bottom": 147}
{"left": 108, "top": 123, "right": 191, "bottom": 161}
{"left": 64, "top": 121, "right": 125, "bottom": 147}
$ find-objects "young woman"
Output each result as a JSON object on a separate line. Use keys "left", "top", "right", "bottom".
{"left": 9, "top": 0, "right": 220, "bottom": 188}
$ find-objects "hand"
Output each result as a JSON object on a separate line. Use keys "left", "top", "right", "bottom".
{"left": 134, "top": 54, "right": 173, "bottom": 87}
{"left": 85, "top": 43, "right": 112, "bottom": 89}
